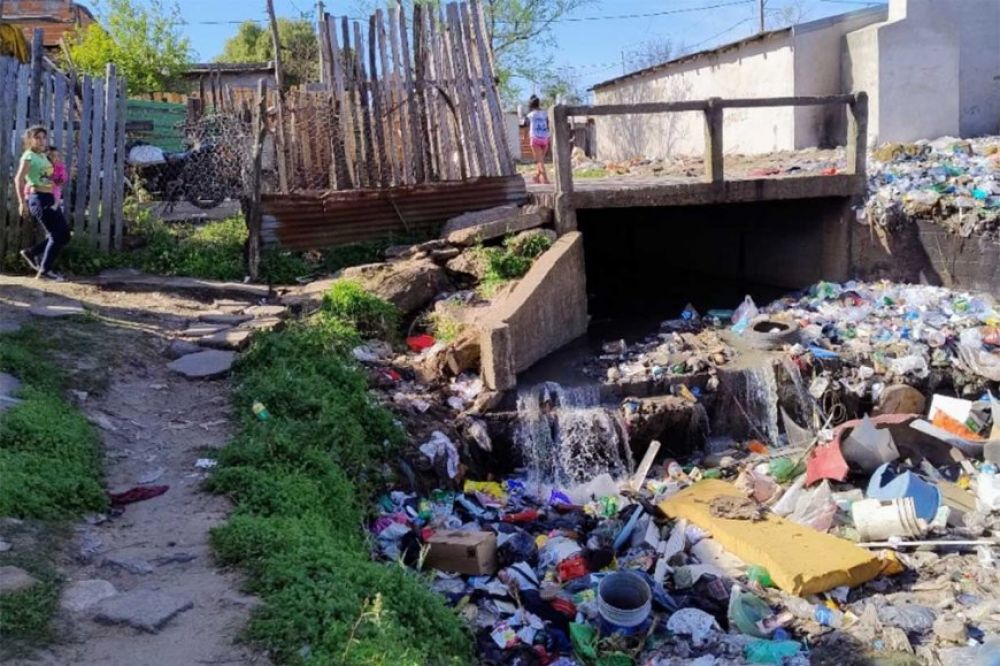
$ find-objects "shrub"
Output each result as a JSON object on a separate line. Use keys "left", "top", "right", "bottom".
{"left": 322, "top": 281, "right": 400, "bottom": 341}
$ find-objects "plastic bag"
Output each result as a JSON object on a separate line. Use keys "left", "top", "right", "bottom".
{"left": 728, "top": 586, "right": 774, "bottom": 637}
{"left": 732, "top": 295, "right": 760, "bottom": 333}
{"left": 958, "top": 328, "right": 1000, "bottom": 381}
{"left": 745, "top": 639, "right": 803, "bottom": 664}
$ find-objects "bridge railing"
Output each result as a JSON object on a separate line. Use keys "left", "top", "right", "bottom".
{"left": 548, "top": 93, "right": 868, "bottom": 231}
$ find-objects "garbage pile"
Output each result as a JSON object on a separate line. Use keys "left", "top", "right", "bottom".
{"left": 863, "top": 137, "right": 999, "bottom": 239}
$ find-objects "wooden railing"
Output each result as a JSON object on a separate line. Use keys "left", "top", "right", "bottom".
{"left": 549, "top": 93, "right": 868, "bottom": 232}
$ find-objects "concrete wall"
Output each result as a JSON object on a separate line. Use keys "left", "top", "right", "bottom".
{"left": 480, "top": 232, "right": 589, "bottom": 390}
{"left": 791, "top": 7, "right": 886, "bottom": 149}
{"left": 954, "top": 0, "right": 1000, "bottom": 137}
{"left": 594, "top": 32, "right": 796, "bottom": 160}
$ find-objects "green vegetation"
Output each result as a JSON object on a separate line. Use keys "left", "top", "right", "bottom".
{"left": 218, "top": 19, "right": 318, "bottom": 88}
{"left": 574, "top": 167, "right": 607, "bottom": 179}
{"left": 426, "top": 309, "right": 464, "bottom": 344}
{"left": 67, "top": 0, "right": 191, "bottom": 95}
{"left": 322, "top": 281, "right": 400, "bottom": 341}
{"left": 207, "top": 289, "right": 471, "bottom": 664}
{"left": 0, "top": 326, "right": 106, "bottom": 649}
{"left": 479, "top": 230, "right": 554, "bottom": 294}
{"left": 3, "top": 203, "right": 431, "bottom": 285}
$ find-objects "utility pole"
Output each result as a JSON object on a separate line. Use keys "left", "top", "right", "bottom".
{"left": 758, "top": 0, "right": 766, "bottom": 33}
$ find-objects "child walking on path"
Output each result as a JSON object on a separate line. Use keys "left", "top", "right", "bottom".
{"left": 14, "top": 125, "right": 70, "bottom": 281}
{"left": 525, "top": 95, "right": 551, "bottom": 184}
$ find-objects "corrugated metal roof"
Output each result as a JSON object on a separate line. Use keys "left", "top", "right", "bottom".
{"left": 3, "top": 0, "right": 96, "bottom": 48}
{"left": 590, "top": 4, "right": 888, "bottom": 91}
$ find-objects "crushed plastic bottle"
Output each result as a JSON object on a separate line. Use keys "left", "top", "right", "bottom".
{"left": 252, "top": 401, "right": 270, "bottom": 421}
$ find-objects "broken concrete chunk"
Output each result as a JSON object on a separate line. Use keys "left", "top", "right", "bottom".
{"left": 180, "top": 323, "right": 232, "bottom": 338}
{"left": 237, "top": 316, "right": 282, "bottom": 332}
{"left": 197, "top": 328, "right": 253, "bottom": 351}
{"left": 243, "top": 304, "right": 288, "bottom": 318}
{"left": 0, "top": 566, "right": 38, "bottom": 594}
{"left": 441, "top": 205, "right": 520, "bottom": 237}
{"left": 167, "top": 350, "right": 236, "bottom": 379}
{"left": 198, "top": 312, "right": 253, "bottom": 325}
{"left": 102, "top": 552, "right": 155, "bottom": 575}
{"left": 446, "top": 250, "right": 490, "bottom": 281}
{"left": 61, "top": 579, "right": 117, "bottom": 612}
{"left": 340, "top": 259, "right": 450, "bottom": 316}
{"left": 93, "top": 588, "right": 194, "bottom": 633}
{"left": 165, "top": 339, "right": 202, "bottom": 359}
{"left": 29, "top": 301, "right": 86, "bottom": 318}
{"left": 446, "top": 207, "right": 553, "bottom": 246}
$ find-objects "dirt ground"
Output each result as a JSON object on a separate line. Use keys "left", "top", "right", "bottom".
{"left": 0, "top": 275, "right": 268, "bottom": 666}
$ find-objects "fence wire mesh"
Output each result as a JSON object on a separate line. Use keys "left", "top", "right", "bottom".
{"left": 126, "top": 111, "right": 254, "bottom": 214}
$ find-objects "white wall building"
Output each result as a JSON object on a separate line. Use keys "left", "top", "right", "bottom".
{"left": 591, "top": 0, "right": 1000, "bottom": 160}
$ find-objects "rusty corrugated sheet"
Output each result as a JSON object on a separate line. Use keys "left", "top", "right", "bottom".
{"left": 261, "top": 176, "right": 528, "bottom": 250}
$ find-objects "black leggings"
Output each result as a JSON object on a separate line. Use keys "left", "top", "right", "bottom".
{"left": 26, "top": 192, "right": 70, "bottom": 272}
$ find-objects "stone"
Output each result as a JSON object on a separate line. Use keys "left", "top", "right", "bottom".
{"left": 441, "top": 204, "right": 520, "bottom": 236}
{"left": 874, "top": 384, "right": 927, "bottom": 416}
{"left": 197, "top": 328, "right": 252, "bottom": 351}
{"left": 340, "top": 259, "right": 451, "bottom": 316}
{"left": 198, "top": 312, "right": 253, "bottom": 325}
{"left": 167, "top": 350, "right": 236, "bottom": 379}
{"left": 446, "top": 250, "right": 490, "bottom": 281}
{"left": 446, "top": 207, "right": 552, "bottom": 246}
{"left": 212, "top": 299, "right": 251, "bottom": 313}
{"left": 244, "top": 304, "right": 288, "bottom": 318}
{"left": 93, "top": 588, "right": 194, "bottom": 633}
{"left": 0, "top": 565, "right": 38, "bottom": 594}
{"left": 932, "top": 616, "right": 968, "bottom": 644}
{"left": 97, "top": 271, "right": 269, "bottom": 302}
{"left": 0, "top": 539, "right": 10, "bottom": 552}
{"left": 505, "top": 228, "right": 558, "bottom": 255}
{"left": 61, "top": 579, "right": 117, "bottom": 612}
{"left": 429, "top": 247, "right": 461, "bottom": 263}
{"left": 102, "top": 552, "right": 154, "bottom": 575}
{"left": 29, "top": 301, "right": 86, "bottom": 318}
{"left": 0, "top": 372, "right": 22, "bottom": 397}
{"left": 180, "top": 323, "right": 232, "bottom": 338}
{"left": 165, "top": 339, "right": 202, "bottom": 359}
{"left": 238, "top": 317, "right": 282, "bottom": 332}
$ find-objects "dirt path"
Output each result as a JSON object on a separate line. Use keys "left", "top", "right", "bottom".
{"left": 0, "top": 276, "right": 268, "bottom": 666}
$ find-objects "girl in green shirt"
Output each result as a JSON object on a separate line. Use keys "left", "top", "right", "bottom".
{"left": 14, "top": 125, "right": 69, "bottom": 281}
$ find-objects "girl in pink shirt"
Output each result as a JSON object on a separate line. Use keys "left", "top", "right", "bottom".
{"left": 25, "top": 148, "right": 66, "bottom": 206}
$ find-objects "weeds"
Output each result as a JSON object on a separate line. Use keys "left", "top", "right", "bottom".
{"left": 426, "top": 309, "right": 464, "bottom": 343}
{"left": 0, "top": 552, "right": 60, "bottom": 654}
{"left": 207, "top": 288, "right": 471, "bottom": 664}
{"left": 478, "top": 230, "right": 554, "bottom": 296}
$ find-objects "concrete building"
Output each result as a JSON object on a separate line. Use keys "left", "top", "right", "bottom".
{"left": 591, "top": 0, "right": 1000, "bottom": 159}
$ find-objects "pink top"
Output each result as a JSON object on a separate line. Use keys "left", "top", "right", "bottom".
{"left": 25, "top": 161, "right": 66, "bottom": 202}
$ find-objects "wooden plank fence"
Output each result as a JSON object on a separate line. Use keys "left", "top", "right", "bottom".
{"left": 274, "top": 0, "right": 513, "bottom": 193}
{"left": 0, "top": 32, "right": 127, "bottom": 263}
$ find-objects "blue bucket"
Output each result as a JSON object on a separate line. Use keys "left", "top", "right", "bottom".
{"left": 867, "top": 463, "right": 941, "bottom": 521}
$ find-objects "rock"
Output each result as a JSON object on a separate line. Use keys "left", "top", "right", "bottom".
{"left": 0, "top": 539, "right": 10, "bottom": 552}
{"left": 340, "top": 259, "right": 450, "bottom": 316}
{"left": 506, "top": 228, "right": 557, "bottom": 255}
{"left": 77, "top": 529, "right": 105, "bottom": 562}
{"left": 93, "top": 588, "right": 194, "bottom": 633}
{"left": 102, "top": 552, "right": 154, "bottom": 575}
{"left": 97, "top": 271, "right": 269, "bottom": 302}
{"left": 429, "top": 247, "right": 461, "bottom": 263}
{"left": 874, "top": 384, "right": 926, "bottom": 416}
{"left": 197, "top": 328, "right": 253, "bottom": 351}
{"left": 29, "top": 301, "right": 86, "bottom": 318}
{"left": 180, "top": 323, "right": 232, "bottom": 338}
{"left": 0, "top": 372, "right": 22, "bottom": 397}
{"left": 165, "top": 339, "right": 202, "bottom": 359}
{"left": 244, "top": 304, "right": 288, "bottom": 318}
{"left": 0, "top": 565, "right": 38, "bottom": 594}
{"left": 238, "top": 316, "right": 282, "bottom": 332}
{"left": 445, "top": 329, "right": 481, "bottom": 376}
{"left": 61, "top": 579, "right": 117, "bottom": 612}
{"left": 441, "top": 204, "right": 520, "bottom": 237}
{"left": 167, "top": 350, "right": 236, "bottom": 379}
{"left": 446, "top": 250, "right": 490, "bottom": 281}
{"left": 932, "top": 616, "right": 968, "bottom": 644}
{"left": 198, "top": 312, "right": 253, "bottom": 325}
{"left": 446, "top": 206, "right": 553, "bottom": 246}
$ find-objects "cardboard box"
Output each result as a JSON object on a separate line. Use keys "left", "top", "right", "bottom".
{"left": 425, "top": 530, "right": 497, "bottom": 576}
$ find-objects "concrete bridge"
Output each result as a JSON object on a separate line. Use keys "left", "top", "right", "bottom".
{"left": 482, "top": 94, "right": 871, "bottom": 390}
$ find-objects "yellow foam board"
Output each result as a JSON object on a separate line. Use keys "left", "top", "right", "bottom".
{"left": 659, "top": 479, "right": 882, "bottom": 596}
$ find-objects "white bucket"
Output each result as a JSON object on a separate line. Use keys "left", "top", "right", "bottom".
{"left": 852, "top": 497, "right": 925, "bottom": 541}
{"left": 598, "top": 572, "right": 652, "bottom": 628}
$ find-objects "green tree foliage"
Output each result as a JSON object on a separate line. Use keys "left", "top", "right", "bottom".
{"left": 67, "top": 0, "right": 191, "bottom": 95}
{"left": 217, "top": 18, "right": 318, "bottom": 88}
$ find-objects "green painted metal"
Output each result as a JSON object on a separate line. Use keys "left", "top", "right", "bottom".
{"left": 126, "top": 99, "right": 188, "bottom": 152}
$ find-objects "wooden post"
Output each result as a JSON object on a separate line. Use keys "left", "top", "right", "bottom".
{"left": 847, "top": 91, "right": 868, "bottom": 181}
{"left": 316, "top": 0, "right": 327, "bottom": 84}
{"left": 265, "top": 0, "right": 289, "bottom": 192}
{"left": 87, "top": 77, "right": 105, "bottom": 244}
{"left": 551, "top": 105, "right": 576, "bottom": 234}
{"left": 244, "top": 79, "right": 267, "bottom": 280}
{"left": 99, "top": 64, "right": 116, "bottom": 252}
{"left": 73, "top": 75, "right": 92, "bottom": 234}
{"left": 28, "top": 29, "right": 43, "bottom": 124}
{"left": 703, "top": 97, "right": 723, "bottom": 184}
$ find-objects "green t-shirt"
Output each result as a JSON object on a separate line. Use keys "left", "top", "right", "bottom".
{"left": 21, "top": 150, "right": 53, "bottom": 193}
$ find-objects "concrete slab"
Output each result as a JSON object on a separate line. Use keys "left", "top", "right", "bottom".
{"left": 197, "top": 328, "right": 252, "bottom": 351}
{"left": 659, "top": 479, "right": 881, "bottom": 596}
{"left": 167, "top": 350, "right": 236, "bottom": 379}
{"left": 96, "top": 271, "right": 269, "bottom": 302}
{"left": 93, "top": 588, "right": 194, "bottom": 633}
{"left": 165, "top": 339, "right": 202, "bottom": 359}
{"left": 180, "top": 323, "right": 231, "bottom": 338}
{"left": 61, "top": 580, "right": 117, "bottom": 612}
{"left": 243, "top": 304, "right": 287, "bottom": 318}
{"left": 197, "top": 313, "right": 253, "bottom": 325}
{"left": 237, "top": 317, "right": 282, "bottom": 332}
{"left": 446, "top": 207, "right": 552, "bottom": 246}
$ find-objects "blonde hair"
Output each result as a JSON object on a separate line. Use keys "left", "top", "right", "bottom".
{"left": 23, "top": 125, "right": 47, "bottom": 152}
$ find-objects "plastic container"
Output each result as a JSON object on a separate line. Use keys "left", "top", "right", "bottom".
{"left": 851, "top": 497, "right": 924, "bottom": 541}
{"left": 867, "top": 463, "right": 941, "bottom": 521}
{"left": 597, "top": 572, "right": 651, "bottom": 629}
{"left": 784, "top": 597, "right": 844, "bottom": 628}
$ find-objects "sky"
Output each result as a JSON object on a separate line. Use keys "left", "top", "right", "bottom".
{"left": 76, "top": 0, "right": 885, "bottom": 96}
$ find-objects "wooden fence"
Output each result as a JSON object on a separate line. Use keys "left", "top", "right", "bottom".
{"left": 285, "top": 0, "right": 513, "bottom": 192}
{"left": 0, "top": 31, "right": 127, "bottom": 262}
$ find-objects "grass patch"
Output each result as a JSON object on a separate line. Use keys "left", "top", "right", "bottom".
{"left": 0, "top": 325, "right": 106, "bottom": 650}
{"left": 426, "top": 309, "right": 464, "bottom": 344}
{"left": 574, "top": 167, "right": 607, "bottom": 179}
{"left": 1, "top": 199, "right": 435, "bottom": 285}
{"left": 478, "top": 230, "right": 554, "bottom": 296}
{"left": 322, "top": 281, "right": 400, "bottom": 341}
{"left": 207, "top": 291, "right": 472, "bottom": 664}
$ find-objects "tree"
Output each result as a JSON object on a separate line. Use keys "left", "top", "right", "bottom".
{"left": 538, "top": 67, "right": 585, "bottom": 106}
{"left": 68, "top": 0, "right": 191, "bottom": 95}
{"left": 217, "top": 18, "right": 319, "bottom": 88}
{"left": 624, "top": 38, "right": 674, "bottom": 72}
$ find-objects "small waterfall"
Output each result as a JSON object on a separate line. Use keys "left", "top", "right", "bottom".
{"left": 514, "top": 382, "right": 634, "bottom": 487}
{"left": 712, "top": 359, "right": 782, "bottom": 446}
{"left": 779, "top": 355, "right": 818, "bottom": 429}
{"left": 745, "top": 362, "right": 781, "bottom": 446}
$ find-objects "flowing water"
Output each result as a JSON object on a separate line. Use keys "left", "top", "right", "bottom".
{"left": 711, "top": 358, "right": 783, "bottom": 446}
{"left": 514, "top": 382, "right": 634, "bottom": 487}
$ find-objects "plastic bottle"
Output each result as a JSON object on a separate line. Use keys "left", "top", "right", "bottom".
{"left": 252, "top": 401, "right": 270, "bottom": 421}
{"left": 784, "top": 597, "right": 844, "bottom": 628}
{"left": 746, "top": 565, "right": 775, "bottom": 588}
